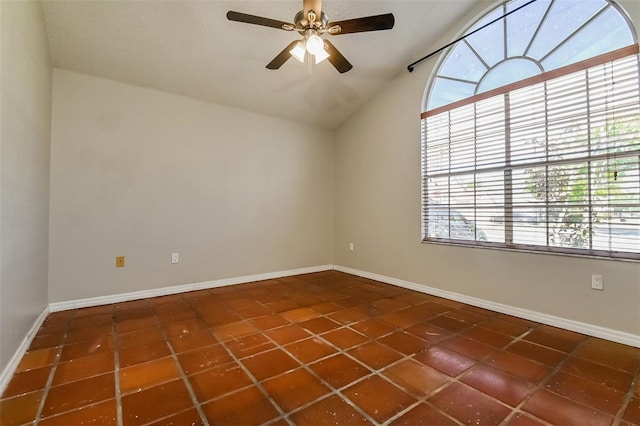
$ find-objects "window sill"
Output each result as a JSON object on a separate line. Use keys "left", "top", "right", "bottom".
{"left": 421, "top": 238, "right": 640, "bottom": 263}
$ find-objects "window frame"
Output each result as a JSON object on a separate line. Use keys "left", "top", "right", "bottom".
{"left": 421, "top": 44, "right": 640, "bottom": 262}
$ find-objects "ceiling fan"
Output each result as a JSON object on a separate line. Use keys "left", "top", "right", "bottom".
{"left": 227, "top": 0, "right": 394, "bottom": 73}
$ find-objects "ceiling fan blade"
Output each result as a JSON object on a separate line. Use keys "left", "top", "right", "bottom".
{"left": 303, "top": 0, "right": 323, "bottom": 19}
{"left": 328, "top": 13, "right": 395, "bottom": 35}
{"left": 324, "top": 40, "right": 353, "bottom": 73}
{"left": 227, "top": 11, "right": 293, "bottom": 30}
{"left": 266, "top": 41, "right": 299, "bottom": 70}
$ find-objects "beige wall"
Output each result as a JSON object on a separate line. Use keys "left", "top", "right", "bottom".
{"left": 335, "top": 0, "right": 640, "bottom": 336}
{"left": 0, "top": 1, "right": 52, "bottom": 370}
{"left": 49, "top": 69, "right": 334, "bottom": 303}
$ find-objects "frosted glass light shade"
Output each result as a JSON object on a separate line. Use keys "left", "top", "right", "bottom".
{"left": 289, "top": 41, "right": 306, "bottom": 63}
{"left": 305, "top": 35, "right": 324, "bottom": 55}
{"left": 313, "top": 47, "right": 329, "bottom": 64}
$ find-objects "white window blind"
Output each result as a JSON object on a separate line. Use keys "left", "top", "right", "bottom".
{"left": 421, "top": 47, "right": 640, "bottom": 260}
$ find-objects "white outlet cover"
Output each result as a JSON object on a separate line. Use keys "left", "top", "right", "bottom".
{"left": 591, "top": 274, "right": 604, "bottom": 290}
{"left": 171, "top": 253, "right": 179, "bottom": 264}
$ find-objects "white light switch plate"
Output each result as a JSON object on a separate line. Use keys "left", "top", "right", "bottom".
{"left": 591, "top": 274, "right": 603, "bottom": 290}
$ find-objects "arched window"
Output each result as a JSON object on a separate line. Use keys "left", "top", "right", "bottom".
{"left": 427, "top": 0, "right": 636, "bottom": 110}
{"left": 421, "top": 0, "right": 640, "bottom": 260}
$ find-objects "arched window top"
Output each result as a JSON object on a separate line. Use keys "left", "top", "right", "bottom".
{"left": 426, "top": 0, "right": 637, "bottom": 111}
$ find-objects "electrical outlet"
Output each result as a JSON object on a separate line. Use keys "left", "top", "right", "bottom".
{"left": 171, "top": 253, "right": 179, "bottom": 264}
{"left": 591, "top": 274, "right": 604, "bottom": 290}
{"left": 116, "top": 256, "right": 125, "bottom": 268}
{"left": 349, "top": 243, "right": 354, "bottom": 251}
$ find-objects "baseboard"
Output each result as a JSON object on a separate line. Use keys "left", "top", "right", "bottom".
{"left": 0, "top": 306, "right": 50, "bottom": 396}
{"left": 334, "top": 265, "right": 640, "bottom": 348}
{"left": 49, "top": 264, "right": 334, "bottom": 312}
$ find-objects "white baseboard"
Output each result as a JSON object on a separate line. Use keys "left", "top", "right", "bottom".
{"left": 0, "top": 306, "right": 50, "bottom": 396}
{"left": 335, "top": 265, "right": 640, "bottom": 348}
{"left": 49, "top": 264, "right": 334, "bottom": 312}
{"left": 5, "top": 262, "right": 635, "bottom": 397}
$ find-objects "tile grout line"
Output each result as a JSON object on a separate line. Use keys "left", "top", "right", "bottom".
{"left": 393, "top": 312, "right": 597, "bottom": 426}
{"left": 296, "top": 272, "right": 547, "bottom": 425}
{"left": 216, "top": 339, "right": 292, "bottom": 424}
{"left": 375, "top": 313, "right": 550, "bottom": 426}
{"left": 254, "top": 318, "right": 381, "bottom": 425}
{"left": 218, "top": 293, "right": 383, "bottom": 424}
{"left": 429, "top": 321, "right": 561, "bottom": 426}
{"left": 243, "top": 296, "right": 490, "bottom": 425}
{"left": 151, "top": 299, "right": 210, "bottom": 426}
{"left": 501, "top": 336, "right": 594, "bottom": 425}
{"left": 476, "top": 325, "right": 549, "bottom": 426}
{"left": 186, "top": 287, "right": 293, "bottom": 424}
{"left": 213, "top": 285, "right": 343, "bottom": 424}
{"left": 314, "top": 324, "right": 426, "bottom": 425}
{"left": 378, "top": 333, "right": 476, "bottom": 425}
{"left": 260, "top": 301, "right": 480, "bottom": 425}
{"left": 112, "top": 314, "right": 124, "bottom": 426}
{"left": 613, "top": 359, "right": 640, "bottom": 425}
{"left": 248, "top": 290, "right": 360, "bottom": 424}
{"left": 377, "top": 310, "right": 507, "bottom": 426}
{"left": 348, "top": 307, "right": 471, "bottom": 421}
{"left": 32, "top": 316, "right": 71, "bottom": 425}
{"left": 142, "top": 332, "right": 259, "bottom": 421}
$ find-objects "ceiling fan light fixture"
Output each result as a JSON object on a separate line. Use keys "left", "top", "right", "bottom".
{"left": 289, "top": 41, "right": 306, "bottom": 62}
{"left": 227, "top": 1, "right": 394, "bottom": 73}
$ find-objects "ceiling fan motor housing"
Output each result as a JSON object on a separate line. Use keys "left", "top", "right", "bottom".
{"left": 294, "top": 10, "right": 328, "bottom": 33}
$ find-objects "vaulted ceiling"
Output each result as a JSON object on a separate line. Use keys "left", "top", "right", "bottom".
{"left": 41, "top": 1, "right": 486, "bottom": 129}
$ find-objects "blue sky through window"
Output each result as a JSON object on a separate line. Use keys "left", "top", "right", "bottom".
{"left": 427, "top": 0, "right": 636, "bottom": 110}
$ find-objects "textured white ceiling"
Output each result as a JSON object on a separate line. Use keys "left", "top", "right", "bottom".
{"left": 41, "top": 0, "right": 485, "bottom": 129}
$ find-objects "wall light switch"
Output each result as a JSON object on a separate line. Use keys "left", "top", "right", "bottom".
{"left": 116, "top": 256, "right": 125, "bottom": 268}
{"left": 171, "top": 253, "right": 179, "bottom": 264}
{"left": 349, "top": 243, "right": 354, "bottom": 251}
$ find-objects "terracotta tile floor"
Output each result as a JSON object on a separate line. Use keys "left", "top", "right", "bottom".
{"left": 2, "top": 270, "right": 640, "bottom": 425}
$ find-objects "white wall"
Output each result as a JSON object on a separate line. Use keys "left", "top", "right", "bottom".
{"left": 49, "top": 70, "right": 334, "bottom": 303}
{"left": 0, "top": 1, "right": 52, "bottom": 371}
{"left": 335, "top": 0, "right": 640, "bottom": 338}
